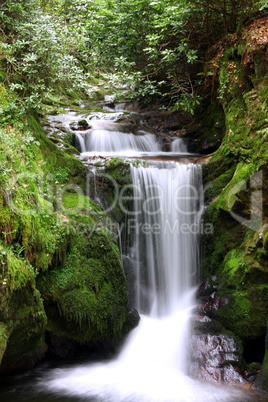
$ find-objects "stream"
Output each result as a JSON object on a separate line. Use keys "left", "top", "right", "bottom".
{"left": 1, "top": 102, "right": 267, "bottom": 402}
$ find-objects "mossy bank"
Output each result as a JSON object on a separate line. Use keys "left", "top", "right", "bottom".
{"left": 0, "top": 87, "right": 135, "bottom": 373}
{"left": 201, "top": 17, "right": 268, "bottom": 390}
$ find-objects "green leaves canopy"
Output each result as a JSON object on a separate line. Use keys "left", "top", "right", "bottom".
{"left": 0, "top": 0, "right": 266, "bottom": 109}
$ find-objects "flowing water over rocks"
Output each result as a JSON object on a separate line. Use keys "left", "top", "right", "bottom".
{"left": 1, "top": 102, "right": 267, "bottom": 401}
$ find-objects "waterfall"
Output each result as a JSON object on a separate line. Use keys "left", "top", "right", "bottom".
{"left": 76, "top": 127, "right": 191, "bottom": 155}
{"left": 18, "top": 108, "right": 260, "bottom": 402}
{"left": 84, "top": 129, "right": 161, "bottom": 152}
{"left": 39, "top": 160, "right": 253, "bottom": 401}
{"left": 41, "top": 162, "right": 207, "bottom": 399}
{"left": 171, "top": 138, "right": 188, "bottom": 153}
{"left": 75, "top": 132, "right": 86, "bottom": 153}
{"left": 129, "top": 163, "right": 201, "bottom": 317}
{"left": 76, "top": 120, "right": 161, "bottom": 153}
{"left": 117, "top": 162, "right": 202, "bottom": 376}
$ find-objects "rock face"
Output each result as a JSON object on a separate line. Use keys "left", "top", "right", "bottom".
{"left": 0, "top": 343, "right": 47, "bottom": 375}
{"left": 190, "top": 331, "right": 247, "bottom": 385}
{"left": 191, "top": 277, "right": 262, "bottom": 387}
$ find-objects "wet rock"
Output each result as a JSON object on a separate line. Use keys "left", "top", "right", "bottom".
{"left": 123, "top": 309, "right": 140, "bottom": 334}
{"left": 190, "top": 333, "right": 247, "bottom": 385}
{"left": 191, "top": 315, "right": 227, "bottom": 337}
{"left": 47, "top": 333, "right": 117, "bottom": 361}
{"left": 192, "top": 334, "right": 240, "bottom": 366}
{"left": 192, "top": 315, "right": 212, "bottom": 323}
{"left": 198, "top": 295, "right": 229, "bottom": 315}
{"left": 191, "top": 363, "right": 247, "bottom": 384}
{"left": 197, "top": 276, "right": 218, "bottom": 297}
{"left": 195, "top": 276, "right": 229, "bottom": 316}
{"left": 254, "top": 332, "right": 268, "bottom": 392}
{"left": 78, "top": 119, "right": 90, "bottom": 129}
{"left": 69, "top": 119, "right": 90, "bottom": 131}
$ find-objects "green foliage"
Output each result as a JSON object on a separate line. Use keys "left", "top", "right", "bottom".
{"left": 82, "top": 0, "right": 199, "bottom": 105}
{"left": 0, "top": 323, "right": 10, "bottom": 364}
{"left": 173, "top": 94, "right": 202, "bottom": 115}
{"left": 0, "top": 1, "right": 90, "bottom": 111}
{"left": 73, "top": 0, "right": 263, "bottom": 106}
{"left": 0, "top": 0, "right": 265, "bottom": 109}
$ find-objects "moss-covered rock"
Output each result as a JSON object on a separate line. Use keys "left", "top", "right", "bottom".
{"left": 38, "top": 229, "right": 128, "bottom": 343}
{"left": 0, "top": 249, "right": 47, "bottom": 369}
{"left": 185, "top": 100, "right": 226, "bottom": 154}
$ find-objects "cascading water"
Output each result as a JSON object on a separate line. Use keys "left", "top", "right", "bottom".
{"left": 77, "top": 120, "right": 162, "bottom": 154}
{"left": 46, "top": 110, "right": 192, "bottom": 156}
{"left": 129, "top": 163, "right": 201, "bottom": 318}
{"left": 84, "top": 128, "right": 161, "bottom": 153}
{"left": 171, "top": 138, "right": 188, "bottom": 153}
{"left": 117, "top": 162, "right": 201, "bottom": 379}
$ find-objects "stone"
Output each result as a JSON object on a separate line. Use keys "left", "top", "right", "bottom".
{"left": 190, "top": 333, "right": 247, "bottom": 385}
{"left": 69, "top": 119, "right": 90, "bottom": 131}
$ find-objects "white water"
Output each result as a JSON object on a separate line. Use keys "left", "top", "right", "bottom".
{"left": 76, "top": 121, "right": 191, "bottom": 156}
{"left": 171, "top": 138, "right": 188, "bottom": 153}
{"left": 83, "top": 128, "right": 161, "bottom": 153}
{"left": 41, "top": 359, "right": 252, "bottom": 401}
{"left": 79, "top": 120, "right": 161, "bottom": 153}
{"left": 130, "top": 163, "right": 201, "bottom": 318}
{"left": 47, "top": 111, "right": 191, "bottom": 156}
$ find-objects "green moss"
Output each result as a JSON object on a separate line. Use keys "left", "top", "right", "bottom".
{"left": 39, "top": 230, "right": 128, "bottom": 343}
{"left": 93, "top": 158, "right": 133, "bottom": 223}
{"left": 201, "top": 35, "right": 268, "bottom": 364}
{"left": 0, "top": 246, "right": 35, "bottom": 293}
{"left": 25, "top": 115, "right": 86, "bottom": 186}
{"left": 0, "top": 279, "right": 47, "bottom": 360}
{"left": 222, "top": 249, "right": 245, "bottom": 278}
{"left": 202, "top": 159, "right": 266, "bottom": 276}
{"left": 104, "top": 158, "right": 132, "bottom": 185}
{"left": 210, "top": 286, "right": 268, "bottom": 341}
{"left": 62, "top": 191, "right": 101, "bottom": 214}
{"left": 0, "top": 80, "right": 134, "bottom": 368}
{"left": 203, "top": 158, "right": 236, "bottom": 203}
